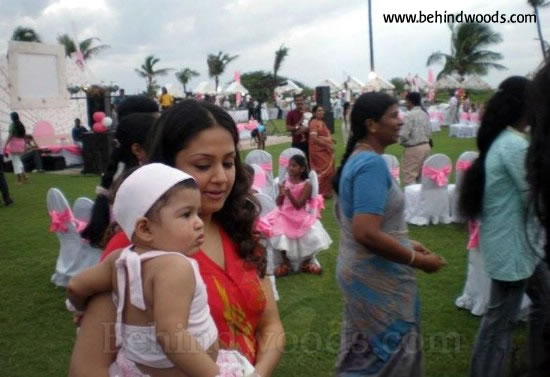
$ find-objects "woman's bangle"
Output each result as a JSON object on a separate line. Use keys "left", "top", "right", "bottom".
{"left": 409, "top": 248, "right": 416, "bottom": 266}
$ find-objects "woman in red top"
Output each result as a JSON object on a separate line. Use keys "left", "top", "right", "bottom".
{"left": 70, "top": 100, "right": 284, "bottom": 377}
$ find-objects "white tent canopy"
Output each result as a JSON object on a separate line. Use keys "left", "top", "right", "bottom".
{"left": 318, "top": 79, "right": 341, "bottom": 93}
{"left": 365, "top": 72, "right": 395, "bottom": 91}
{"left": 413, "top": 74, "right": 431, "bottom": 90}
{"left": 435, "top": 75, "right": 460, "bottom": 90}
{"left": 275, "top": 80, "right": 302, "bottom": 95}
{"left": 462, "top": 75, "right": 491, "bottom": 90}
{"left": 342, "top": 76, "right": 365, "bottom": 92}
{"left": 224, "top": 81, "right": 249, "bottom": 95}
{"left": 193, "top": 81, "right": 219, "bottom": 95}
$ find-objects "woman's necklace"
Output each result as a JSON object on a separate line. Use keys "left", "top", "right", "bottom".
{"left": 356, "top": 142, "right": 374, "bottom": 151}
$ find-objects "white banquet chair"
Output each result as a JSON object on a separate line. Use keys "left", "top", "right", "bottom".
{"left": 382, "top": 154, "right": 400, "bottom": 184}
{"left": 48, "top": 189, "right": 101, "bottom": 287}
{"left": 245, "top": 150, "right": 274, "bottom": 181}
{"left": 250, "top": 163, "right": 276, "bottom": 200}
{"left": 277, "top": 147, "right": 306, "bottom": 183}
{"left": 254, "top": 192, "right": 280, "bottom": 301}
{"left": 404, "top": 154, "right": 453, "bottom": 226}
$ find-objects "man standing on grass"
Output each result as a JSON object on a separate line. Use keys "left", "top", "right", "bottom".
{"left": 0, "top": 132, "right": 13, "bottom": 206}
{"left": 285, "top": 93, "right": 309, "bottom": 159}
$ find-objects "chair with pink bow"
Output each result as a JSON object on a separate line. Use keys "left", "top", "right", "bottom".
{"left": 454, "top": 220, "right": 532, "bottom": 317}
{"left": 245, "top": 150, "right": 275, "bottom": 198}
{"left": 48, "top": 189, "right": 101, "bottom": 287}
{"left": 307, "top": 170, "right": 325, "bottom": 219}
{"left": 250, "top": 163, "right": 276, "bottom": 200}
{"left": 276, "top": 147, "right": 306, "bottom": 184}
{"left": 382, "top": 154, "right": 400, "bottom": 184}
{"left": 404, "top": 153, "right": 453, "bottom": 225}
{"left": 447, "top": 151, "right": 479, "bottom": 223}
{"left": 253, "top": 192, "right": 280, "bottom": 301}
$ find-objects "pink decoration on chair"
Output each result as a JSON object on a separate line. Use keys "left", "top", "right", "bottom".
{"left": 279, "top": 157, "right": 289, "bottom": 168}
{"left": 253, "top": 169, "right": 267, "bottom": 188}
{"left": 308, "top": 196, "right": 326, "bottom": 218}
{"left": 92, "top": 112, "right": 106, "bottom": 123}
{"left": 470, "top": 112, "right": 480, "bottom": 123}
{"left": 259, "top": 163, "right": 272, "bottom": 172}
{"left": 254, "top": 217, "right": 273, "bottom": 237}
{"left": 456, "top": 161, "right": 473, "bottom": 171}
{"left": 391, "top": 167, "right": 400, "bottom": 179}
{"left": 467, "top": 220, "right": 480, "bottom": 249}
{"left": 49, "top": 209, "right": 74, "bottom": 233}
{"left": 422, "top": 165, "right": 451, "bottom": 186}
{"left": 460, "top": 112, "right": 470, "bottom": 122}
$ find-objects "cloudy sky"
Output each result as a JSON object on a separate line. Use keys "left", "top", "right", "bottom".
{"left": 0, "top": 0, "right": 548, "bottom": 94}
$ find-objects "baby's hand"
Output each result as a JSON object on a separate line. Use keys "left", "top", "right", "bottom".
{"left": 73, "top": 312, "right": 84, "bottom": 326}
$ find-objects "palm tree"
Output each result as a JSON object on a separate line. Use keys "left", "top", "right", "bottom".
{"left": 175, "top": 68, "right": 200, "bottom": 93}
{"left": 135, "top": 55, "right": 173, "bottom": 96}
{"left": 426, "top": 23, "right": 506, "bottom": 81}
{"left": 207, "top": 51, "right": 239, "bottom": 90}
{"left": 273, "top": 44, "right": 289, "bottom": 84}
{"left": 57, "top": 34, "right": 110, "bottom": 60}
{"left": 528, "top": 0, "right": 549, "bottom": 61}
{"left": 11, "top": 26, "right": 42, "bottom": 42}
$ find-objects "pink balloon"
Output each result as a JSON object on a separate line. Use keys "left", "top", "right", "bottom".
{"left": 92, "top": 122, "right": 107, "bottom": 133}
{"left": 92, "top": 112, "right": 106, "bottom": 122}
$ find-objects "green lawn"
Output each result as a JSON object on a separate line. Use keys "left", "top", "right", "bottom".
{"left": 0, "top": 120, "right": 526, "bottom": 376}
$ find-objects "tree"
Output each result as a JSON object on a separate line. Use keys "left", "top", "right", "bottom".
{"left": 390, "top": 77, "right": 406, "bottom": 93}
{"left": 426, "top": 23, "right": 506, "bottom": 81}
{"left": 207, "top": 51, "right": 239, "bottom": 90}
{"left": 241, "top": 71, "right": 311, "bottom": 102}
{"left": 135, "top": 55, "right": 173, "bottom": 97}
{"left": 175, "top": 68, "right": 200, "bottom": 94}
{"left": 57, "top": 34, "right": 110, "bottom": 60}
{"left": 528, "top": 0, "right": 549, "bottom": 61}
{"left": 273, "top": 44, "right": 290, "bottom": 83}
{"left": 11, "top": 27, "right": 41, "bottom": 42}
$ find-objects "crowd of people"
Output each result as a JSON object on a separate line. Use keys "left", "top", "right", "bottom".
{"left": 3, "top": 58, "right": 550, "bottom": 376}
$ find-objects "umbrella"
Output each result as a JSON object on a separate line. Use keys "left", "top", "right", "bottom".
{"left": 224, "top": 81, "right": 249, "bottom": 95}
{"left": 435, "top": 75, "right": 460, "bottom": 90}
{"left": 365, "top": 72, "right": 395, "bottom": 91}
{"left": 462, "top": 75, "right": 491, "bottom": 90}
{"left": 193, "top": 81, "right": 219, "bottom": 95}
{"left": 275, "top": 80, "right": 303, "bottom": 95}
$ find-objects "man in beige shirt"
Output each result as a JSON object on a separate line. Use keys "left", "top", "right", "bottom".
{"left": 399, "top": 92, "right": 432, "bottom": 185}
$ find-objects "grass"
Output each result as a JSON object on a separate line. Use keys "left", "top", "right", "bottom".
{"left": 0, "top": 120, "right": 526, "bottom": 376}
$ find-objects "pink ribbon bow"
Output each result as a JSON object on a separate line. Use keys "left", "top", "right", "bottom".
{"left": 49, "top": 209, "right": 74, "bottom": 233}
{"left": 253, "top": 169, "right": 267, "bottom": 188}
{"left": 391, "top": 167, "right": 400, "bottom": 179}
{"left": 467, "top": 220, "right": 480, "bottom": 249}
{"left": 279, "top": 157, "right": 289, "bottom": 168}
{"left": 456, "top": 161, "right": 473, "bottom": 172}
{"left": 254, "top": 217, "right": 273, "bottom": 237}
{"left": 259, "top": 163, "right": 272, "bottom": 172}
{"left": 422, "top": 165, "right": 451, "bottom": 186}
{"left": 308, "top": 196, "right": 325, "bottom": 218}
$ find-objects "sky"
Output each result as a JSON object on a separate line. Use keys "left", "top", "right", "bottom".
{"left": 0, "top": 0, "right": 548, "bottom": 94}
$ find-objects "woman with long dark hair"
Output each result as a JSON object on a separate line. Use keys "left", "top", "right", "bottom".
{"left": 333, "top": 92, "right": 446, "bottom": 376}
{"left": 5, "top": 112, "right": 27, "bottom": 184}
{"left": 459, "top": 76, "right": 550, "bottom": 377}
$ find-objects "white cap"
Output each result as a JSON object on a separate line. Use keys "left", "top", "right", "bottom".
{"left": 113, "top": 163, "right": 195, "bottom": 240}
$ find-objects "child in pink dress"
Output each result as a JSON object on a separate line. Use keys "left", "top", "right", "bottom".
{"left": 266, "top": 155, "right": 332, "bottom": 276}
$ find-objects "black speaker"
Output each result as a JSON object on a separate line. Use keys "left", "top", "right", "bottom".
{"left": 315, "top": 86, "right": 334, "bottom": 133}
{"left": 81, "top": 131, "right": 115, "bottom": 174}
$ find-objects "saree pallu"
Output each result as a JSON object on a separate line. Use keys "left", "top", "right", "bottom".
{"left": 308, "top": 119, "right": 335, "bottom": 197}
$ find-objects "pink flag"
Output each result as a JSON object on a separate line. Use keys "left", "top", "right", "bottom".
{"left": 234, "top": 71, "right": 242, "bottom": 106}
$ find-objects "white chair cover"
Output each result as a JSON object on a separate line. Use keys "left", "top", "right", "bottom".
{"left": 404, "top": 154, "right": 453, "bottom": 226}
{"left": 250, "top": 164, "right": 276, "bottom": 200}
{"left": 72, "top": 197, "right": 94, "bottom": 223}
{"left": 245, "top": 150, "right": 274, "bottom": 181}
{"left": 456, "top": 246, "right": 532, "bottom": 318}
{"left": 277, "top": 147, "right": 305, "bottom": 183}
{"left": 448, "top": 151, "right": 479, "bottom": 223}
{"left": 48, "top": 188, "right": 101, "bottom": 287}
{"left": 308, "top": 170, "right": 319, "bottom": 217}
{"left": 382, "top": 154, "right": 400, "bottom": 184}
{"left": 253, "top": 192, "right": 280, "bottom": 301}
